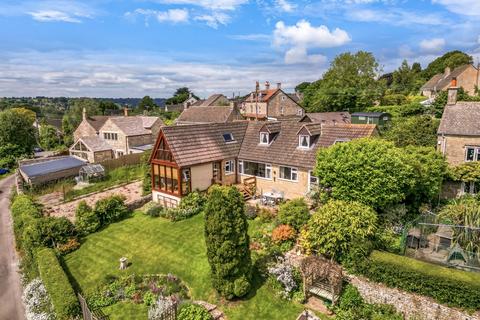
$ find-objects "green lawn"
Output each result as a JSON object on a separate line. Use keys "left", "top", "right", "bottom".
{"left": 63, "top": 212, "right": 305, "bottom": 320}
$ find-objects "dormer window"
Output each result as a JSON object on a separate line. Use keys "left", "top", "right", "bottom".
{"left": 299, "top": 135, "right": 310, "bottom": 148}
{"left": 260, "top": 132, "right": 269, "bottom": 145}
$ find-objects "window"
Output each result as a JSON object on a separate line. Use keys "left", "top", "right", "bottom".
{"left": 152, "top": 164, "right": 180, "bottom": 195}
{"left": 308, "top": 171, "right": 318, "bottom": 191}
{"left": 225, "top": 160, "right": 235, "bottom": 175}
{"left": 334, "top": 138, "right": 350, "bottom": 144}
{"left": 260, "top": 132, "right": 269, "bottom": 145}
{"left": 358, "top": 116, "right": 366, "bottom": 121}
{"left": 383, "top": 116, "right": 389, "bottom": 121}
{"left": 279, "top": 166, "right": 298, "bottom": 181}
{"left": 462, "top": 181, "right": 480, "bottom": 195}
{"left": 103, "top": 132, "right": 118, "bottom": 140}
{"left": 223, "top": 133, "right": 234, "bottom": 143}
{"left": 280, "top": 106, "right": 285, "bottom": 115}
{"left": 465, "top": 147, "right": 480, "bottom": 162}
{"left": 239, "top": 160, "right": 271, "bottom": 179}
{"left": 281, "top": 96, "right": 286, "bottom": 101}
{"left": 181, "top": 168, "right": 191, "bottom": 195}
{"left": 299, "top": 135, "right": 310, "bottom": 148}
{"left": 116, "top": 151, "right": 124, "bottom": 158}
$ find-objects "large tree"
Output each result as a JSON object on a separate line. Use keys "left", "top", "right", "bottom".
{"left": 204, "top": 185, "right": 252, "bottom": 299}
{"left": 390, "top": 60, "right": 423, "bottom": 95}
{"left": 0, "top": 108, "right": 36, "bottom": 156}
{"left": 422, "top": 50, "right": 473, "bottom": 80}
{"left": 137, "top": 96, "right": 157, "bottom": 112}
{"left": 384, "top": 115, "right": 440, "bottom": 148}
{"left": 39, "top": 124, "right": 62, "bottom": 150}
{"left": 165, "top": 87, "right": 197, "bottom": 105}
{"left": 303, "top": 51, "right": 383, "bottom": 112}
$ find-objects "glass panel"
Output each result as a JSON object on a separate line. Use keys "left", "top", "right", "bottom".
{"left": 301, "top": 136, "right": 309, "bottom": 147}
{"left": 466, "top": 148, "right": 475, "bottom": 161}
{"left": 172, "top": 168, "right": 179, "bottom": 194}
{"left": 166, "top": 166, "right": 172, "bottom": 192}
{"left": 182, "top": 168, "right": 191, "bottom": 195}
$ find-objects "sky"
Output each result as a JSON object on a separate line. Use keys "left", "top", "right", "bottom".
{"left": 0, "top": 0, "right": 480, "bottom": 98}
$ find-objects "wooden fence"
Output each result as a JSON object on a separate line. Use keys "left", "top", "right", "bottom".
{"left": 100, "top": 153, "right": 144, "bottom": 171}
{"left": 78, "top": 294, "right": 109, "bottom": 320}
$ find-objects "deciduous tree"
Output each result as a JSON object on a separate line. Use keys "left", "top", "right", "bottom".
{"left": 0, "top": 108, "right": 36, "bottom": 156}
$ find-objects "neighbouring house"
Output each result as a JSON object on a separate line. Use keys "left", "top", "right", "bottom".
{"left": 351, "top": 112, "right": 391, "bottom": 130}
{"left": 241, "top": 81, "right": 305, "bottom": 120}
{"left": 150, "top": 120, "right": 377, "bottom": 207}
{"left": 421, "top": 64, "right": 480, "bottom": 98}
{"left": 300, "top": 112, "right": 351, "bottom": 125}
{"left": 176, "top": 104, "right": 243, "bottom": 125}
{"left": 438, "top": 85, "right": 480, "bottom": 196}
{"left": 70, "top": 108, "right": 163, "bottom": 162}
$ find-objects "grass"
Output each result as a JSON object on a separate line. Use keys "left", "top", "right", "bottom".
{"left": 63, "top": 212, "right": 305, "bottom": 320}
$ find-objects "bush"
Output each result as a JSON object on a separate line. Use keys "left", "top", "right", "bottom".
{"left": 271, "top": 224, "right": 296, "bottom": 244}
{"left": 257, "top": 207, "right": 276, "bottom": 222}
{"left": 36, "top": 217, "right": 76, "bottom": 248}
{"left": 380, "top": 93, "right": 407, "bottom": 106}
{"left": 160, "top": 192, "right": 205, "bottom": 221}
{"left": 143, "top": 202, "right": 165, "bottom": 217}
{"left": 94, "top": 195, "right": 129, "bottom": 226}
{"left": 178, "top": 304, "right": 212, "bottom": 320}
{"left": 357, "top": 251, "right": 480, "bottom": 311}
{"left": 56, "top": 238, "right": 81, "bottom": 254}
{"left": 277, "top": 198, "right": 310, "bottom": 231}
{"left": 75, "top": 200, "right": 100, "bottom": 235}
{"left": 37, "top": 248, "right": 80, "bottom": 319}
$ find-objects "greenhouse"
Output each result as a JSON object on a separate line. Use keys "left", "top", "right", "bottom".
{"left": 79, "top": 164, "right": 106, "bottom": 183}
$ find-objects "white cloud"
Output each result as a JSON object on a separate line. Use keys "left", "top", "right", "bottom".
{"left": 347, "top": 8, "right": 446, "bottom": 26}
{"left": 420, "top": 38, "right": 446, "bottom": 53}
{"left": 194, "top": 12, "right": 230, "bottom": 28}
{"left": 273, "top": 20, "right": 350, "bottom": 64}
{"left": 28, "top": 10, "right": 82, "bottom": 23}
{"left": 155, "top": 0, "right": 248, "bottom": 10}
{"left": 432, "top": 0, "right": 480, "bottom": 16}
{"left": 275, "top": 0, "right": 297, "bottom": 12}
{"left": 229, "top": 34, "right": 270, "bottom": 41}
{"left": 126, "top": 8, "right": 189, "bottom": 24}
{"left": 273, "top": 20, "right": 351, "bottom": 48}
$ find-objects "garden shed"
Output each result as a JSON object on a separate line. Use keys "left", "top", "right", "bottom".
{"left": 19, "top": 156, "right": 87, "bottom": 186}
{"left": 79, "top": 164, "right": 106, "bottom": 183}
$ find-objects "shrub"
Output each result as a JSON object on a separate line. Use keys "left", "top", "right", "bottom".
{"left": 36, "top": 217, "right": 76, "bottom": 248}
{"left": 257, "top": 207, "right": 276, "bottom": 222}
{"left": 178, "top": 304, "right": 212, "bottom": 320}
{"left": 271, "top": 224, "right": 296, "bottom": 244}
{"left": 299, "top": 200, "right": 377, "bottom": 260}
{"left": 94, "top": 195, "right": 129, "bottom": 226}
{"left": 37, "top": 248, "right": 80, "bottom": 319}
{"left": 380, "top": 93, "right": 407, "bottom": 106}
{"left": 268, "top": 257, "right": 298, "bottom": 299}
{"left": 204, "top": 186, "right": 252, "bottom": 299}
{"left": 277, "top": 198, "right": 310, "bottom": 231}
{"left": 75, "top": 200, "right": 100, "bottom": 235}
{"left": 144, "top": 202, "right": 164, "bottom": 217}
{"left": 56, "top": 238, "right": 81, "bottom": 254}
{"left": 357, "top": 251, "right": 480, "bottom": 311}
{"left": 143, "top": 291, "right": 156, "bottom": 306}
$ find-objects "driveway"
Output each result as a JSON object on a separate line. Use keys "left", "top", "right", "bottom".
{"left": 0, "top": 175, "right": 25, "bottom": 319}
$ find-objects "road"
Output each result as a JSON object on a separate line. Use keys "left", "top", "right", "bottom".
{"left": 0, "top": 175, "right": 25, "bottom": 320}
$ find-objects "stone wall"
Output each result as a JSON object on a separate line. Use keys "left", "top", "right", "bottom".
{"left": 127, "top": 194, "right": 152, "bottom": 211}
{"left": 437, "top": 134, "right": 480, "bottom": 166}
{"left": 349, "top": 275, "right": 480, "bottom": 320}
{"left": 268, "top": 91, "right": 304, "bottom": 118}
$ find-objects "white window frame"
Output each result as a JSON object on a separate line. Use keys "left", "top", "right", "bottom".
{"left": 225, "top": 160, "right": 235, "bottom": 175}
{"left": 238, "top": 160, "right": 272, "bottom": 180}
{"left": 260, "top": 132, "right": 269, "bottom": 145}
{"left": 298, "top": 135, "right": 310, "bottom": 149}
{"left": 465, "top": 146, "right": 480, "bottom": 162}
{"left": 279, "top": 166, "right": 298, "bottom": 182}
{"left": 308, "top": 170, "right": 318, "bottom": 192}
{"left": 358, "top": 116, "right": 366, "bottom": 121}
{"left": 238, "top": 160, "right": 244, "bottom": 174}
{"left": 223, "top": 133, "right": 235, "bottom": 143}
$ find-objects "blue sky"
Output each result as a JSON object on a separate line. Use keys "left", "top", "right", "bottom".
{"left": 0, "top": 0, "right": 479, "bottom": 98}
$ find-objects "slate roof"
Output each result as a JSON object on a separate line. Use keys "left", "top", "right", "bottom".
{"left": 78, "top": 136, "right": 113, "bottom": 152}
{"left": 161, "top": 122, "right": 249, "bottom": 167}
{"left": 421, "top": 65, "right": 474, "bottom": 91}
{"left": 239, "top": 122, "right": 377, "bottom": 169}
{"left": 438, "top": 101, "right": 480, "bottom": 136}
{"left": 108, "top": 116, "right": 162, "bottom": 136}
{"left": 20, "top": 156, "right": 86, "bottom": 178}
{"left": 200, "top": 94, "right": 227, "bottom": 106}
{"left": 176, "top": 106, "right": 239, "bottom": 124}
{"left": 301, "top": 112, "right": 351, "bottom": 124}
{"left": 86, "top": 116, "right": 110, "bottom": 131}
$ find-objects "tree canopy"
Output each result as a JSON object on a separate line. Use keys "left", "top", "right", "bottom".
{"left": 301, "top": 51, "right": 384, "bottom": 112}
{"left": 384, "top": 115, "right": 440, "bottom": 148}
{"left": 0, "top": 108, "right": 36, "bottom": 156}
{"left": 165, "top": 87, "right": 197, "bottom": 105}
{"left": 422, "top": 50, "right": 473, "bottom": 80}
{"left": 137, "top": 96, "right": 157, "bottom": 112}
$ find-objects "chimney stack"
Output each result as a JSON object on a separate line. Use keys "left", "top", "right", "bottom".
{"left": 124, "top": 106, "right": 129, "bottom": 117}
{"left": 447, "top": 77, "right": 458, "bottom": 105}
{"left": 255, "top": 81, "right": 260, "bottom": 92}
{"left": 265, "top": 81, "right": 270, "bottom": 90}
{"left": 82, "top": 107, "right": 87, "bottom": 121}
{"left": 444, "top": 67, "right": 451, "bottom": 76}
{"left": 277, "top": 82, "right": 281, "bottom": 89}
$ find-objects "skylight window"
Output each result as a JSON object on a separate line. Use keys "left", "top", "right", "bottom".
{"left": 223, "top": 133, "right": 234, "bottom": 143}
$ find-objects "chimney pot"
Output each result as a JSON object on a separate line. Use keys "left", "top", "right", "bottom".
{"left": 451, "top": 77, "right": 457, "bottom": 88}
{"left": 277, "top": 82, "right": 281, "bottom": 89}
{"left": 265, "top": 81, "right": 270, "bottom": 90}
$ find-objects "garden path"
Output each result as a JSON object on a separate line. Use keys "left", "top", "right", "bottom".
{"left": 42, "top": 181, "right": 143, "bottom": 221}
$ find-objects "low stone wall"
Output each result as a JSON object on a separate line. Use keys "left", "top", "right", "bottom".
{"left": 127, "top": 194, "right": 152, "bottom": 211}
{"left": 349, "top": 275, "right": 480, "bottom": 320}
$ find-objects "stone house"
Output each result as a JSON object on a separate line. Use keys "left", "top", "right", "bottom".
{"left": 70, "top": 108, "right": 163, "bottom": 162}
{"left": 150, "top": 120, "right": 377, "bottom": 207}
{"left": 175, "top": 94, "right": 243, "bottom": 125}
{"left": 241, "top": 81, "right": 305, "bottom": 120}
{"left": 421, "top": 64, "right": 480, "bottom": 99}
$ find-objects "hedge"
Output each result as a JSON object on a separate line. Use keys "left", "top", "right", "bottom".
{"left": 37, "top": 248, "right": 80, "bottom": 319}
{"left": 358, "top": 251, "right": 480, "bottom": 311}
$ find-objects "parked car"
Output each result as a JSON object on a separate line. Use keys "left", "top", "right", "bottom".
{"left": 34, "top": 147, "right": 44, "bottom": 153}
{"left": 0, "top": 168, "right": 9, "bottom": 175}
